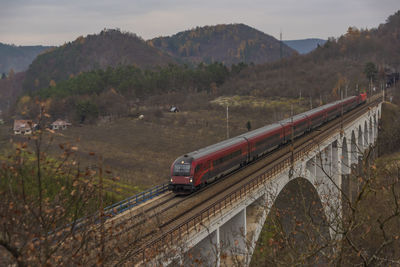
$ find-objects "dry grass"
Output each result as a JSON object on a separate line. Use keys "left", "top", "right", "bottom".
{"left": 0, "top": 93, "right": 309, "bottom": 195}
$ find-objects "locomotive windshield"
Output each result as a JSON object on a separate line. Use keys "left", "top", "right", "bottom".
{"left": 173, "top": 163, "right": 191, "bottom": 176}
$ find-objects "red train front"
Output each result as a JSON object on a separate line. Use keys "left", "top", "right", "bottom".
{"left": 169, "top": 155, "right": 196, "bottom": 193}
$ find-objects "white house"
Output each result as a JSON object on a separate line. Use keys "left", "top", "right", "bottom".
{"left": 50, "top": 119, "right": 71, "bottom": 130}
{"left": 13, "top": 120, "right": 37, "bottom": 135}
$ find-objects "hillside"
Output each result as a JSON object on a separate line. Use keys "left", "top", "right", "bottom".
{"left": 18, "top": 62, "right": 245, "bottom": 121}
{"left": 220, "top": 10, "right": 400, "bottom": 100}
{"left": 0, "top": 72, "right": 25, "bottom": 113}
{"left": 283, "top": 38, "right": 326, "bottom": 54}
{"left": 149, "top": 24, "right": 296, "bottom": 65}
{"left": 0, "top": 43, "right": 52, "bottom": 74}
{"left": 22, "top": 29, "right": 176, "bottom": 94}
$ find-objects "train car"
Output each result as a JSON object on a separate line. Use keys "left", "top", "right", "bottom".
{"left": 239, "top": 123, "right": 284, "bottom": 161}
{"left": 169, "top": 93, "right": 367, "bottom": 194}
{"left": 280, "top": 113, "right": 309, "bottom": 140}
{"left": 303, "top": 105, "right": 327, "bottom": 130}
{"left": 324, "top": 101, "right": 341, "bottom": 121}
{"left": 169, "top": 137, "right": 248, "bottom": 193}
{"left": 341, "top": 96, "right": 359, "bottom": 113}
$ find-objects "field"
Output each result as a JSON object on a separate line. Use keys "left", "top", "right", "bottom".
{"left": 0, "top": 93, "right": 309, "bottom": 198}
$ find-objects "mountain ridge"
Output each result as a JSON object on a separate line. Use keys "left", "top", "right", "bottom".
{"left": 220, "top": 10, "right": 400, "bottom": 99}
{"left": 149, "top": 23, "right": 296, "bottom": 65}
{"left": 22, "top": 29, "right": 176, "bottom": 93}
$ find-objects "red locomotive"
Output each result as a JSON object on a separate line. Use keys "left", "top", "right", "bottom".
{"left": 169, "top": 94, "right": 367, "bottom": 193}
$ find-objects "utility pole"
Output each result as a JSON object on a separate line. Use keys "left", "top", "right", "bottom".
{"left": 226, "top": 104, "right": 229, "bottom": 139}
{"left": 291, "top": 104, "right": 294, "bottom": 160}
{"left": 340, "top": 89, "right": 344, "bottom": 134}
{"left": 289, "top": 103, "right": 294, "bottom": 179}
{"left": 383, "top": 85, "right": 385, "bottom": 102}
{"left": 381, "top": 81, "right": 385, "bottom": 102}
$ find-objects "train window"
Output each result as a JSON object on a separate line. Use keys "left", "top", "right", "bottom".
{"left": 214, "top": 150, "right": 241, "bottom": 166}
{"left": 173, "top": 163, "right": 191, "bottom": 176}
{"left": 256, "top": 138, "right": 267, "bottom": 147}
{"left": 234, "top": 150, "right": 241, "bottom": 157}
{"left": 256, "top": 134, "right": 280, "bottom": 147}
{"left": 298, "top": 121, "right": 306, "bottom": 127}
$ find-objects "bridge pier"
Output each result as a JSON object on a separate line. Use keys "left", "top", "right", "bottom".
{"left": 185, "top": 229, "right": 219, "bottom": 266}
{"left": 220, "top": 208, "right": 247, "bottom": 265}
{"left": 245, "top": 195, "right": 267, "bottom": 264}
{"left": 306, "top": 156, "right": 316, "bottom": 177}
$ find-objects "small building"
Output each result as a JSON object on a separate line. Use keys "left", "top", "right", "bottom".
{"left": 169, "top": 106, "right": 180, "bottom": 113}
{"left": 50, "top": 119, "right": 71, "bottom": 130}
{"left": 13, "top": 120, "right": 37, "bottom": 135}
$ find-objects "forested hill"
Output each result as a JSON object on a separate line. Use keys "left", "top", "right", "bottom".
{"left": 0, "top": 43, "right": 52, "bottom": 74}
{"left": 22, "top": 29, "right": 176, "bottom": 93}
{"left": 219, "top": 10, "right": 400, "bottom": 100}
{"left": 149, "top": 24, "right": 296, "bottom": 65}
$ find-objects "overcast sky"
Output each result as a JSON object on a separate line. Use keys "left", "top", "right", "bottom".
{"left": 1, "top": 0, "right": 399, "bottom": 46}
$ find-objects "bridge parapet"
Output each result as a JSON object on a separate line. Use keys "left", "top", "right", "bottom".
{"left": 133, "top": 100, "right": 382, "bottom": 266}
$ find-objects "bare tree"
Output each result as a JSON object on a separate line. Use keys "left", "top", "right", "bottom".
{"left": 0, "top": 104, "right": 106, "bottom": 266}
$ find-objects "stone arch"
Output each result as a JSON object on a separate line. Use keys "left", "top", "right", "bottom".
{"left": 350, "top": 130, "right": 357, "bottom": 165}
{"left": 364, "top": 120, "right": 369, "bottom": 147}
{"left": 263, "top": 177, "right": 332, "bottom": 265}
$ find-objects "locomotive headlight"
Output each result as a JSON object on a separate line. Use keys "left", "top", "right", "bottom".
{"left": 170, "top": 178, "right": 173, "bottom": 183}
{"left": 189, "top": 178, "right": 193, "bottom": 183}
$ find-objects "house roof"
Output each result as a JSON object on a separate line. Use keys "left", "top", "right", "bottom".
{"left": 51, "top": 119, "right": 71, "bottom": 126}
{"left": 13, "top": 120, "right": 36, "bottom": 131}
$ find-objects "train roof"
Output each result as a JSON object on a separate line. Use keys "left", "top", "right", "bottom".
{"left": 341, "top": 95, "right": 357, "bottom": 102}
{"left": 279, "top": 113, "right": 307, "bottom": 124}
{"left": 303, "top": 104, "right": 328, "bottom": 115}
{"left": 287, "top": 95, "right": 358, "bottom": 118}
{"left": 186, "top": 136, "right": 246, "bottom": 160}
{"left": 238, "top": 123, "right": 282, "bottom": 139}
{"left": 175, "top": 95, "right": 360, "bottom": 164}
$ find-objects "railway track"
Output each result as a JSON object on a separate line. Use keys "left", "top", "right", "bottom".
{"left": 109, "top": 94, "right": 382, "bottom": 244}
{"left": 101, "top": 141, "right": 286, "bottom": 252}
{"left": 111, "top": 95, "right": 382, "bottom": 265}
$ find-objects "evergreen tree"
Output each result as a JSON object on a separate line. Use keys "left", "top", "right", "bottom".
{"left": 364, "top": 62, "right": 378, "bottom": 82}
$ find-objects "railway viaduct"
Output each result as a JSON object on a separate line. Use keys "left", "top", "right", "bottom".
{"left": 130, "top": 96, "right": 383, "bottom": 266}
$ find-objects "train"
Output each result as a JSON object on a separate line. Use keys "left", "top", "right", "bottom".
{"left": 168, "top": 93, "right": 367, "bottom": 193}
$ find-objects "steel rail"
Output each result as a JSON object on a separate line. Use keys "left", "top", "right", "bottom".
{"left": 124, "top": 96, "right": 382, "bottom": 265}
